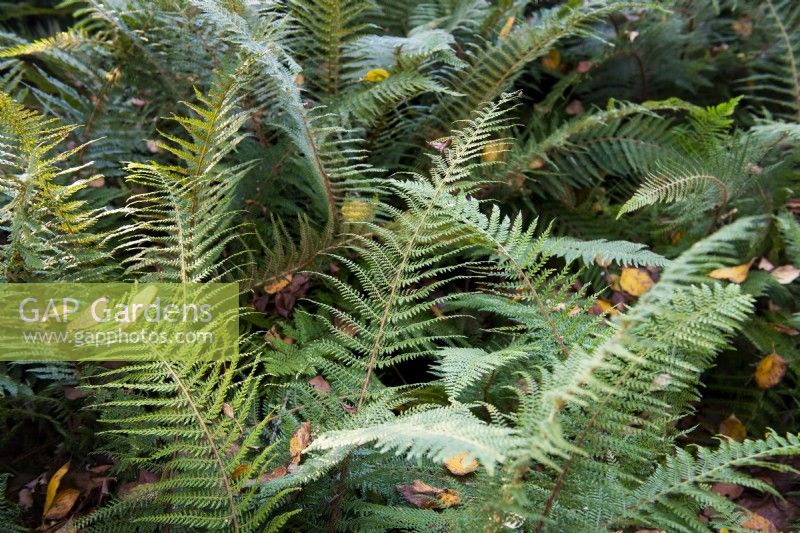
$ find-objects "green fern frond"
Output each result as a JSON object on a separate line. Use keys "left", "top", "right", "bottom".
{"left": 121, "top": 65, "right": 251, "bottom": 282}
{"left": 0, "top": 91, "right": 112, "bottom": 281}
{"left": 78, "top": 349, "right": 298, "bottom": 532}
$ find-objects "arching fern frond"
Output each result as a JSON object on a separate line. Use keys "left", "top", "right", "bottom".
{"left": 0, "top": 91, "right": 112, "bottom": 281}
{"left": 121, "top": 64, "right": 251, "bottom": 282}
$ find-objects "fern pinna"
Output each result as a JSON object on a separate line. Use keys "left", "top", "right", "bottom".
{"left": 1, "top": 0, "right": 800, "bottom": 532}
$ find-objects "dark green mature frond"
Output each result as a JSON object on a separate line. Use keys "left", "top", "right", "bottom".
{"left": 619, "top": 432, "right": 800, "bottom": 532}
{"left": 193, "top": 0, "right": 381, "bottom": 231}
{"left": 741, "top": 0, "right": 800, "bottom": 121}
{"left": 288, "top": 0, "right": 376, "bottom": 97}
{"left": 438, "top": 1, "right": 656, "bottom": 123}
{"left": 0, "top": 474, "right": 23, "bottom": 531}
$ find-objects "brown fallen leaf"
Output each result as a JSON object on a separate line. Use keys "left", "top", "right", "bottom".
{"left": 741, "top": 512, "right": 777, "bottom": 532}
{"left": 719, "top": 413, "right": 747, "bottom": 442}
{"left": 712, "top": 482, "right": 744, "bottom": 500}
{"left": 590, "top": 299, "right": 620, "bottom": 316}
{"left": 63, "top": 386, "right": 87, "bottom": 400}
{"left": 755, "top": 352, "right": 787, "bottom": 390}
{"left": 260, "top": 465, "right": 288, "bottom": 483}
{"left": 308, "top": 375, "right": 332, "bottom": 395}
{"left": 231, "top": 464, "right": 250, "bottom": 481}
{"left": 758, "top": 257, "right": 775, "bottom": 272}
{"left": 44, "top": 488, "right": 80, "bottom": 520}
{"left": 396, "top": 480, "right": 461, "bottom": 509}
{"left": 44, "top": 461, "right": 70, "bottom": 517}
{"left": 565, "top": 99, "right": 584, "bottom": 116}
{"left": 529, "top": 157, "right": 546, "bottom": 170}
{"left": 773, "top": 323, "right": 800, "bottom": 336}
{"left": 576, "top": 60, "right": 593, "bottom": 74}
{"left": 770, "top": 265, "right": 799, "bottom": 284}
{"left": 541, "top": 48, "right": 561, "bottom": 70}
{"left": 118, "top": 469, "right": 159, "bottom": 499}
{"left": 222, "top": 402, "right": 235, "bottom": 419}
{"left": 18, "top": 487, "right": 33, "bottom": 509}
{"left": 444, "top": 452, "right": 478, "bottom": 475}
{"left": 620, "top": 268, "right": 654, "bottom": 297}
{"left": 289, "top": 422, "right": 312, "bottom": 465}
{"left": 732, "top": 16, "right": 753, "bottom": 39}
{"left": 709, "top": 260, "right": 752, "bottom": 283}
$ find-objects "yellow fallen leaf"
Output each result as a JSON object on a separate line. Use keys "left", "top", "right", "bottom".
{"left": 481, "top": 142, "right": 510, "bottom": 163}
{"left": 289, "top": 421, "right": 312, "bottom": 465}
{"left": 708, "top": 260, "right": 752, "bottom": 283}
{"left": 754, "top": 352, "right": 786, "bottom": 389}
{"left": 44, "top": 461, "right": 70, "bottom": 517}
{"left": 719, "top": 413, "right": 746, "bottom": 442}
{"left": 670, "top": 230, "right": 683, "bottom": 245}
{"left": 264, "top": 275, "right": 292, "bottom": 294}
{"left": 620, "top": 268, "right": 653, "bottom": 297}
{"left": 341, "top": 198, "right": 375, "bottom": 223}
{"left": 499, "top": 16, "right": 515, "bottom": 38}
{"left": 44, "top": 488, "right": 80, "bottom": 520}
{"left": 363, "top": 68, "right": 390, "bottom": 82}
{"left": 444, "top": 452, "right": 478, "bottom": 475}
{"left": 541, "top": 48, "right": 561, "bottom": 70}
{"left": 592, "top": 299, "right": 620, "bottom": 316}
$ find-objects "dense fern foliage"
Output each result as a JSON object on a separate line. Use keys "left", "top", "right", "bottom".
{"left": 1, "top": 0, "right": 799, "bottom": 531}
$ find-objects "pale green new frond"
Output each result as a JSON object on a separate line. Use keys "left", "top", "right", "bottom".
{"left": 553, "top": 237, "right": 669, "bottom": 267}
{"left": 307, "top": 406, "right": 521, "bottom": 475}
{"left": 432, "top": 346, "right": 530, "bottom": 400}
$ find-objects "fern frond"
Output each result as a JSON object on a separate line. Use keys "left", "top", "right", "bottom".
{"left": 121, "top": 65, "right": 250, "bottom": 282}
{"left": 0, "top": 91, "right": 112, "bottom": 281}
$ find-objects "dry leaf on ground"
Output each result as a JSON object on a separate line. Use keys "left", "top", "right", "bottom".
{"left": 719, "top": 413, "right": 747, "bottom": 442}
{"left": 396, "top": 480, "right": 461, "bottom": 509}
{"left": 709, "top": 261, "right": 753, "bottom": 283}
{"left": 620, "top": 268, "right": 653, "bottom": 297}
{"left": 44, "top": 461, "right": 70, "bottom": 517}
{"left": 290, "top": 422, "right": 312, "bottom": 465}
{"left": 44, "top": 488, "right": 80, "bottom": 520}
{"left": 771, "top": 265, "right": 799, "bottom": 284}
{"left": 755, "top": 353, "right": 787, "bottom": 389}
{"left": 444, "top": 452, "right": 479, "bottom": 475}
